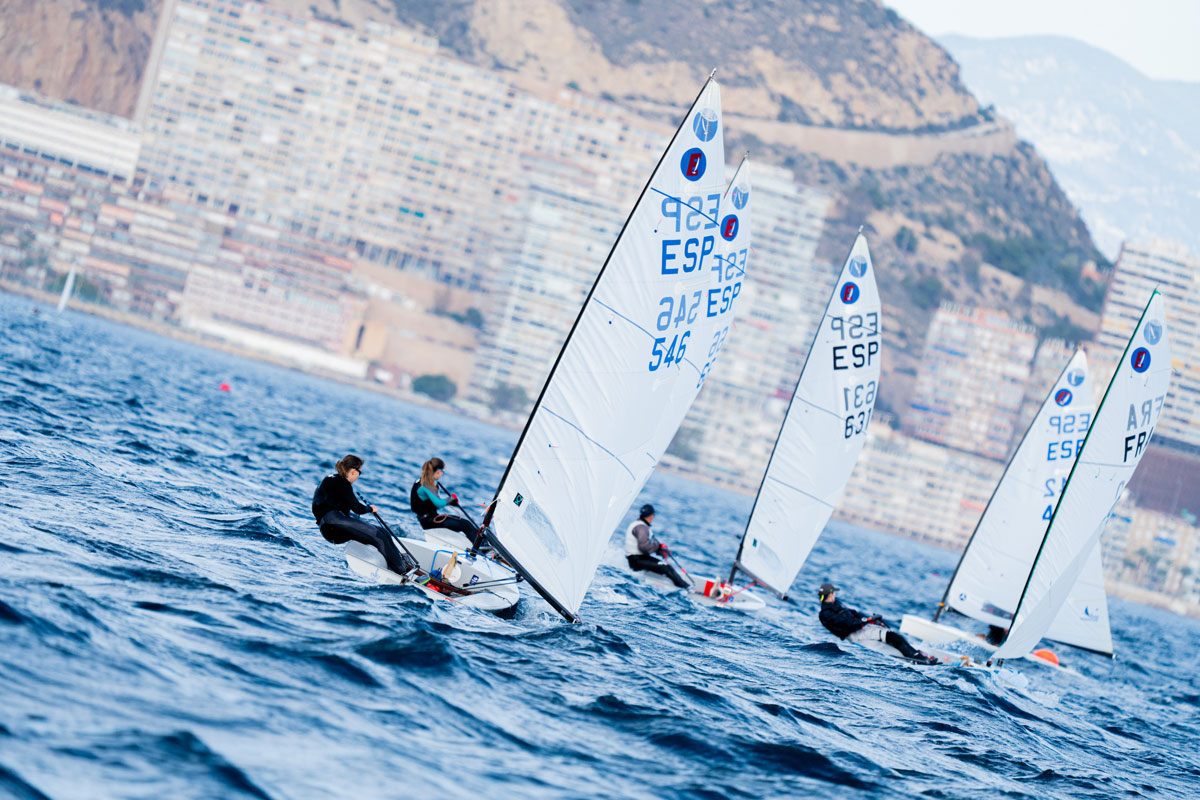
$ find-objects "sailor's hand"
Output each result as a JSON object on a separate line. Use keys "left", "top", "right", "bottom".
{"left": 368, "top": 504, "right": 377, "bottom": 513}
{"left": 450, "top": 494, "right": 459, "bottom": 506}
{"left": 657, "top": 543, "right": 670, "bottom": 556}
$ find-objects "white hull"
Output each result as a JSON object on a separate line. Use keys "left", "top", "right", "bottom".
{"left": 685, "top": 575, "right": 766, "bottom": 611}
{"left": 900, "top": 614, "right": 1079, "bottom": 673}
{"left": 634, "top": 570, "right": 766, "bottom": 612}
{"left": 421, "top": 526, "right": 474, "bottom": 551}
{"left": 344, "top": 538, "right": 519, "bottom": 616}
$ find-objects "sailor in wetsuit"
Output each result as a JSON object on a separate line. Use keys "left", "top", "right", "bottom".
{"left": 409, "top": 457, "right": 478, "bottom": 543}
{"left": 817, "top": 583, "right": 936, "bottom": 664}
{"left": 625, "top": 504, "right": 689, "bottom": 589}
{"left": 312, "top": 454, "right": 416, "bottom": 575}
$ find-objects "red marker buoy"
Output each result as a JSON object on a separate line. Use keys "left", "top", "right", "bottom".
{"left": 219, "top": 382, "right": 231, "bottom": 392}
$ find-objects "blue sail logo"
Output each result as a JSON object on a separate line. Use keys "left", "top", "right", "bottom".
{"left": 681, "top": 147, "right": 706, "bottom": 182}
{"left": 731, "top": 185, "right": 749, "bottom": 209}
{"left": 1054, "top": 389, "right": 1073, "bottom": 406}
{"left": 720, "top": 214, "right": 739, "bottom": 241}
{"left": 848, "top": 257, "right": 868, "bottom": 278}
{"left": 693, "top": 109, "right": 719, "bottom": 142}
{"left": 840, "top": 282, "right": 860, "bottom": 304}
{"left": 1066, "top": 369, "right": 1085, "bottom": 387}
{"left": 1144, "top": 320, "right": 1163, "bottom": 345}
{"left": 1131, "top": 347, "right": 1151, "bottom": 373}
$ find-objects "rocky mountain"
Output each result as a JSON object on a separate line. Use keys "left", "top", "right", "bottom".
{"left": 941, "top": 34, "right": 1200, "bottom": 260}
{"left": 0, "top": 0, "right": 1109, "bottom": 412}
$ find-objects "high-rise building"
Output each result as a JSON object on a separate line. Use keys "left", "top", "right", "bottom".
{"left": 1014, "top": 337, "right": 1074, "bottom": 435}
{"left": 467, "top": 153, "right": 625, "bottom": 410}
{"left": 1095, "top": 239, "right": 1200, "bottom": 450}
{"left": 905, "top": 304, "right": 1037, "bottom": 461}
{"left": 836, "top": 425, "right": 1001, "bottom": 550}
{"left": 670, "top": 164, "right": 831, "bottom": 490}
{"left": 137, "top": 0, "right": 666, "bottom": 292}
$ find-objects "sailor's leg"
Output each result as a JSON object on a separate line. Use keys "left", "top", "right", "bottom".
{"left": 663, "top": 562, "right": 690, "bottom": 589}
{"left": 324, "top": 513, "right": 414, "bottom": 574}
{"left": 847, "top": 624, "right": 888, "bottom": 644}
{"left": 884, "top": 630, "right": 923, "bottom": 659}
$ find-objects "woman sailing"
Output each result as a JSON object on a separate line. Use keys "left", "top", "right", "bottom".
{"left": 409, "top": 457, "right": 480, "bottom": 549}
{"left": 312, "top": 454, "right": 415, "bottom": 575}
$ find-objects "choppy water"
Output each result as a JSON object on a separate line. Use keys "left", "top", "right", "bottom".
{"left": 1, "top": 293, "right": 1198, "bottom": 799}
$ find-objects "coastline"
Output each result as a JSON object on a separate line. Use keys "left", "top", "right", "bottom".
{"left": 5, "top": 284, "right": 1196, "bottom": 622}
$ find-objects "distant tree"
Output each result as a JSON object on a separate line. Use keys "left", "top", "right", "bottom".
{"left": 894, "top": 226, "right": 918, "bottom": 253}
{"left": 413, "top": 374, "right": 456, "bottom": 402}
{"left": 489, "top": 382, "right": 529, "bottom": 413}
{"left": 666, "top": 426, "right": 702, "bottom": 462}
{"left": 905, "top": 275, "right": 943, "bottom": 310}
{"left": 960, "top": 252, "right": 981, "bottom": 290}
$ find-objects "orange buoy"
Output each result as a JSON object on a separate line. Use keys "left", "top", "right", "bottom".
{"left": 1032, "top": 648, "right": 1060, "bottom": 666}
{"left": 219, "top": 382, "right": 231, "bottom": 392}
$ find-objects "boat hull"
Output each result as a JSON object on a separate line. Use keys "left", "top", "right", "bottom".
{"left": 344, "top": 538, "right": 519, "bottom": 616}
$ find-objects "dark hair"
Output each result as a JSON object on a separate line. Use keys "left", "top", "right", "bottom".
{"left": 421, "top": 457, "right": 445, "bottom": 491}
{"left": 336, "top": 454, "right": 364, "bottom": 477}
{"left": 639, "top": 503, "right": 655, "bottom": 520}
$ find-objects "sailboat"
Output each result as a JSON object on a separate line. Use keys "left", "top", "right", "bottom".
{"left": 343, "top": 77, "right": 736, "bottom": 620}
{"left": 684, "top": 233, "right": 882, "bottom": 610}
{"left": 991, "top": 291, "right": 1171, "bottom": 663}
{"left": 56, "top": 263, "right": 77, "bottom": 313}
{"left": 900, "top": 348, "right": 1115, "bottom": 661}
{"left": 471, "top": 75, "right": 740, "bottom": 622}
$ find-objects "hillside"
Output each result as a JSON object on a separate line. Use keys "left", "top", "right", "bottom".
{"left": 0, "top": 0, "right": 1109, "bottom": 414}
{"left": 940, "top": 34, "right": 1200, "bottom": 260}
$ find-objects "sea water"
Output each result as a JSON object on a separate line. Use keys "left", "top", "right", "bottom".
{"left": 1, "top": 293, "right": 1198, "bottom": 799}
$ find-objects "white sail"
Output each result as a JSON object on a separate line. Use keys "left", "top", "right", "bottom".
{"left": 732, "top": 234, "right": 881, "bottom": 597}
{"left": 487, "top": 79, "right": 744, "bottom": 619}
{"left": 57, "top": 264, "right": 77, "bottom": 313}
{"left": 1045, "top": 543, "right": 1112, "bottom": 653}
{"left": 941, "top": 349, "right": 1113, "bottom": 654}
{"left": 995, "top": 291, "right": 1171, "bottom": 661}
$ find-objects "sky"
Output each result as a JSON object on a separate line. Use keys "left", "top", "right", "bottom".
{"left": 885, "top": 0, "right": 1200, "bottom": 83}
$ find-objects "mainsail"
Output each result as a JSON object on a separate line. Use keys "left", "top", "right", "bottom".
{"left": 484, "top": 78, "right": 743, "bottom": 620}
{"left": 995, "top": 291, "right": 1171, "bottom": 661}
{"left": 730, "top": 234, "right": 881, "bottom": 598}
{"left": 937, "top": 349, "right": 1114, "bottom": 655}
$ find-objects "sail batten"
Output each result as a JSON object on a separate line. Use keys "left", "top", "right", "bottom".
{"left": 487, "top": 79, "right": 746, "bottom": 619}
{"left": 731, "top": 234, "right": 881, "bottom": 598}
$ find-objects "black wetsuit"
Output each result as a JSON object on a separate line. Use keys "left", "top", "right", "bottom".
{"left": 312, "top": 475, "right": 413, "bottom": 575}
{"left": 819, "top": 598, "right": 926, "bottom": 660}
{"left": 409, "top": 481, "right": 477, "bottom": 540}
